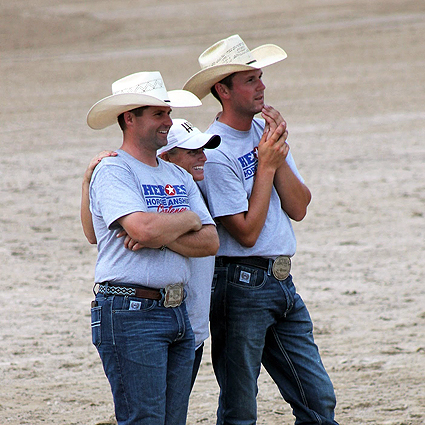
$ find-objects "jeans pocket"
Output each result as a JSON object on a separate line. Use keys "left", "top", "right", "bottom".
{"left": 230, "top": 265, "right": 266, "bottom": 289}
{"left": 91, "top": 305, "right": 102, "bottom": 347}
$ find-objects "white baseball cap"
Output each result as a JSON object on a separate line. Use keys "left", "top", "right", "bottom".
{"left": 157, "top": 118, "right": 221, "bottom": 154}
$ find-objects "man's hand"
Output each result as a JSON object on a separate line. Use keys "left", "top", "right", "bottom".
{"left": 117, "top": 229, "right": 144, "bottom": 251}
{"left": 83, "top": 150, "right": 117, "bottom": 183}
{"left": 257, "top": 121, "right": 289, "bottom": 172}
{"left": 261, "top": 105, "right": 286, "bottom": 140}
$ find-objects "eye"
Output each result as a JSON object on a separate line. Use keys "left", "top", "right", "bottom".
{"left": 188, "top": 149, "right": 204, "bottom": 156}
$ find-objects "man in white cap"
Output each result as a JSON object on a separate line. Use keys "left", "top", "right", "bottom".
{"left": 183, "top": 35, "right": 338, "bottom": 424}
{"left": 85, "top": 71, "right": 219, "bottom": 425}
{"left": 81, "top": 118, "right": 221, "bottom": 389}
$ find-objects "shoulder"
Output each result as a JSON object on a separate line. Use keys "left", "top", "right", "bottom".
{"left": 204, "top": 146, "right": 233, "bottom": 165}
{"left": 91, "top": 154, "right": 131, "bottom": 182}
{"left": 158, "top": 158, "right": 191, "bottom": 178}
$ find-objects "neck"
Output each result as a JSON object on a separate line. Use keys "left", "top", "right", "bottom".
{"left": 120, "top": 139, "right": 158, "bottom": 167}
{"left": 217, "top": 108, "right": 254, "bottom": 131}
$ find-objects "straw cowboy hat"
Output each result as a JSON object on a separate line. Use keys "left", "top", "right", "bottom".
{"left": 183, "top": 34, "right": 287, "bottom": 100}
{"left": 87, "top": 71, "right": 202, "bottom": 130}
{"left": 157, "top": 118, "right": 221, "bottom": 155}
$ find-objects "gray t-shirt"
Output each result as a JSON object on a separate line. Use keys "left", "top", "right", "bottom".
{"left": 90, "top": 149, "right": 214, "bottom": 288}
{"left": 186, "top": 256, "right": 215, "bottom": 348}
{"left": 198, "top": 118, "right": 304, "bottom": 258}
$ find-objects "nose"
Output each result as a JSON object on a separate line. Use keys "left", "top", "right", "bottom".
{"left": 164, "top": 114, "right": 173, "bottom": 127}
{"left": 199, "top": 151, "right": 207, "bottom": 162}
{"left": 258, "top": 79, "right": 266, "bottom": 90}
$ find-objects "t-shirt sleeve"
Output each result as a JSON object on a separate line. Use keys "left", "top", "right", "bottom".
{"left": 286, "top": 149, "right": 305, "bottom": 183}
{"left": 201, "top": 158, "right": 249, "bottom": 220}
{"left": 90, "top": 163, "right": 146, "bottom": 230}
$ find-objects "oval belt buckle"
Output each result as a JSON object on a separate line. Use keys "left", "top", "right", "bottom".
{"left": 272, "top": 256, "right": 291, "bottom": 280}
{"left": 164, "top": 283, "right": 184, "bottom": 308}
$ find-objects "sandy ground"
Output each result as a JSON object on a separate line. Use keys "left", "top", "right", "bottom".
{"left": 1, "top": 0, "right": 424, "bottom": 424}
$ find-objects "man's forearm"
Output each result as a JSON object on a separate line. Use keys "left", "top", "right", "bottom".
{"left": 166, "top": 224, "right": 219, "bottom": 257}
{"left": 274, "top": 163, "right": 311, "bottom": 221}
{"left": 118, "top": 210, "right": 202, "bottom": 249}
{"left": 219, "top": 162, "right": 276, "bottom": 248}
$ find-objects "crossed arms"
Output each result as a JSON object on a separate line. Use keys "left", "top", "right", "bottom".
{"left": 81, "top": 152, "right": 218, "bottom": 257}
{"left": 118, "top": 210, "right": 218, "bottom": 257}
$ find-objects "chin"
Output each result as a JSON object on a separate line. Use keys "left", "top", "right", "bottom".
{"left": 253, "top": 104, "right": 264, "bottom": 114}
{"left": 193, "top": 173, "right": 204, "bottom": 182}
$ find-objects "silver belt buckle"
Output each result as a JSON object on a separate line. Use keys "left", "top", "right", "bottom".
{"left": 272, "top": 256, "right": 291, "bottom": 280}
{"left": 163, "top": 283, "right": 184, "bottom": 308}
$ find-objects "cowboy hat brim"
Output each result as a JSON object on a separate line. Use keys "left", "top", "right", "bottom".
{"left": 183, "top": 44, "right": 287, "bottom": 99}
{"left": 87, "top": 90, "right": 202, "bottom": 130}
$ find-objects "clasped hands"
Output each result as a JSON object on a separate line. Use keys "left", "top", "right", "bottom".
{"left": 258, "top": 105, "right": 289, "bottom": 171}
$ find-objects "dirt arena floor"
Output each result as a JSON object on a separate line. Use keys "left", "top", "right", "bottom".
{"left": 1, "top": 0, "right": 424, "bottom": 424}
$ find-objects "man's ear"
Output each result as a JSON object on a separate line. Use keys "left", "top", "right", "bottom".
{"left": 215, "top": 83, "right": 230, "bottom": 99}
{"left": 159, "top": 152, "right": 170, "bottom": 162}
{"left": 124, "top": 111, "right": 134, "bottom": 126}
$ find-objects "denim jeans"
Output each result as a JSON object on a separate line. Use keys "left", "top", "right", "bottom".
{"left": 191, "top": 342, "right": 204, "bottom": 390}
{"left": 210, "top": 262, "right": 338, "bottom": 425}
{"left": 91, "top": 293, "right": 195, "bottom": 425}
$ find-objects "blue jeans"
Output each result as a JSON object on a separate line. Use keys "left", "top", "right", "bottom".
{"left": 91, "top": 293, "right": 195, "bottom": 425}
{"left": 211, "top": 262, "right": 338, "bottom": 425}
{"left": 191, "top": 342, "right": 204, "bottom": 390}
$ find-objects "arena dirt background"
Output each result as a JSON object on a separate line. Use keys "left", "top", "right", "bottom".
{"left": 1, "top": 0, "right": 424, "bottom": 424}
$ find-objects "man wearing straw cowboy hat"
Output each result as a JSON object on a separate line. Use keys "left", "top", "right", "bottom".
{"left": 81, "top": 118, "right": 221, "bottom": 390}
{"left": 86, "top": 71, "right": 219, "bottom": 425}
{"left": 184, "top": 35, "right": 338, "bottom": 424}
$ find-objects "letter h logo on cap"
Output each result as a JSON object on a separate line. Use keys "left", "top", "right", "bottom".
{"left": 181, "top": 121, "right": 194, "bottom": 133}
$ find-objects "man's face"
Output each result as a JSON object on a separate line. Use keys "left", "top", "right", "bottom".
{"left": 169, "top": 148, "right": 207, "bottom": 181}
{"left": 132, "top": 106, "right": 173, "bottom": 151}
{"left": 227, "top": 69, "right": 266, "bottom": 115}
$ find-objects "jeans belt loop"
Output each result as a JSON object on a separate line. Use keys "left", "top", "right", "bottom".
{"left": 267, "top": 259, "right": 273, "bottom": 276}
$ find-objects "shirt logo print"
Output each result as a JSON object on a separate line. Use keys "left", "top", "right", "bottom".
{"left": 142, "top": 184, "right": 189, "bottom": 213}
{"left": 165, "top": 184, "right": 176, "bottom": 196}
{"left": 237, "top": 148, "right": 258, "bottom": 180}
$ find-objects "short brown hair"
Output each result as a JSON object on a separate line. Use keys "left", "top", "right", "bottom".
{"left": 117, "top": 106, "right": 150, "bottom": 131}
{"left": 211, "top": 73, "right": 236, "bottom": 104}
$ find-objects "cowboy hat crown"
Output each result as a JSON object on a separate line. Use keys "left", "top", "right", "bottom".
{"left": 183, "top": 35, "right": 287, "bottom": 99}
{"left": 87, "top": 71, "right": 201, "bottom": 130}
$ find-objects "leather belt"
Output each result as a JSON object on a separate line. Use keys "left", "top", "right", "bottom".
{"left": 217, "top": 256, "right": 271, "bottom": 270}
{"left": 98, "top": 283, "right": 162, "bottom": 300}
{"left": 216, "top": 256, "right": 291, "bottom": 280}
{"left": 96, "top": 282, "right": 184, "bottom": 308}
